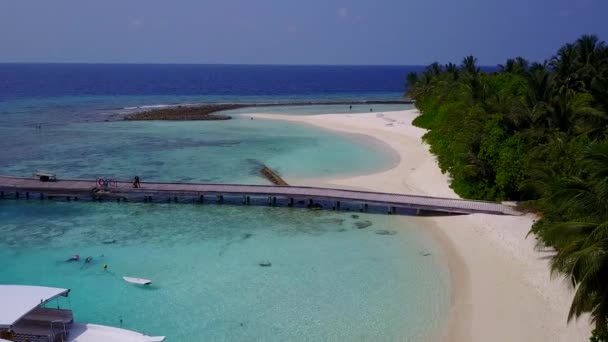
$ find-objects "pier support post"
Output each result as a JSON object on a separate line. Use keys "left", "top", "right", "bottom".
{"left": 246, "top": 196, "right": 250, "bottom": 204}
{"left": 416, "top": 209, "right": 421, "bottom": 215}
{"left": 40, "top": 193, "right": 44, "bottom": 200}
{"left": 272, "top": 197, "right": 277, "bottom": 206}
{"left": 364, "top": 203, "right": 368, "bottom": 212}
{"left": 387, "top": 206, "right": 396, "bottom": 215}
{"left": 0, "top": 191, "right": 3, "bottom": 199}
{"left": 174, "top": 197, "right": 178, "bottom": 203}
{"left": 268, "top": 197, "right": 272, "bottom": 206}
{"left": 199, "top": 195, "right": 204, "bottom": 204}
{"left": 217, "top": 195, "right": 223, "bottom": 203}
{"left": 288, "top": 198, "right": 294, "bottom": 207}
{"left": 15, "top": 192, "right": 19, "bottom": 199}
{"left": 336, "top": 201, "right": 340, "bottom": 211}
{"left": 25, "top": 192, "right": 29, "bottom": 199}
{"left": 308, "top": 199, "right": 313, "bottom": 208}
{"left": 66, "top": 196, "right": 71, "bottom": 202}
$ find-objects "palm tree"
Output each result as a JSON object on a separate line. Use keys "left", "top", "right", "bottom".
{"left": 499, "top": 58, "right": 516, "bottom": 73}
{"left": 445, "top": 63, "right": 459, "bottom": 80}
{"left": 405, "top": 71, "right": 419, "bottom": 88}
{"left": 576, "top": 35, "right": 605, "bottom": 77}
{"left": 522, "top": 62, "right": 556, "bottom": 134}
{"left": 532, "top": 142, "right": 608, "bottom": 338}
{"left": 459, "top": 55, "right": 485, "bottom": 101}
{"left": 551, "top": 43, "right": 580, "bottom": 93}
{"left": 499, "top": 57, "right": 528, "bottom": 76}
{"left": 587, "top": 42, "right": 608, "bottom": 117}
{"left": 545, "top": 217, "right": 608, "bottom": 339}
{"left": 514, "top": 57, "right": 530, "bottom": 75}
{"left": 461, "top": 55, "right": 479, "bottom": 75}
{"left": 427, "top": 62, "right": 442, "bottom": 77}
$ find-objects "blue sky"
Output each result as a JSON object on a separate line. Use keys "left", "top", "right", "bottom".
{"left": 0, "top": 0, "right": 606, "bottom": 65}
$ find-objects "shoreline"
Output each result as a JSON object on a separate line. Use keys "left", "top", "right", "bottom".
{"left": 249, "top": 110, "right": 592, "bottom": 341}
{"left": 274, "top": 120, "right": 403, "bottom": 186}
{"left": 122, "top": 100, "right": 413, "bottom": 121}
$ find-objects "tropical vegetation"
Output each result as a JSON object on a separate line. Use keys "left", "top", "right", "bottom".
{"left": 405, "top": 35, "right": 608, "bottom": 341}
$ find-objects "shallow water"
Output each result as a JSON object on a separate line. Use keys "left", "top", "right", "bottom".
{"left": 0, "top": 200, "right": 450, "bottom": 341}
{"left": 1, "top": 84, "right": 451, "bottom": 340}
{"left": 0, "top": 114, "right": 393, "bottom": 183}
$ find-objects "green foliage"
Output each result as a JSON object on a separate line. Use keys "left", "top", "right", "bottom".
{"left": 406, "top": 34, "right": 608, "bottom": 340}
{"left": 591, "top": 327, "right": 608, "bottom": 342}
{"left": 495, "top": 134, "right": 525, "bottom": 197}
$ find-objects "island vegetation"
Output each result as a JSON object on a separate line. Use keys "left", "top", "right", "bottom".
{"left": 406, "top": 35, "right": 608, "bottom": 341}
{"left": 126, "top": 104, "right": 237, "bottom": 120}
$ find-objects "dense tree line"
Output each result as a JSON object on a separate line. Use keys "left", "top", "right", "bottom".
{"left": 406, "top": 35, "right": 608, "bottom": 341}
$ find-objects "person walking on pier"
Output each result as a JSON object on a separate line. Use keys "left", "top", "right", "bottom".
{"left": 133, "top": 176, "right": 141, "bottom": 188}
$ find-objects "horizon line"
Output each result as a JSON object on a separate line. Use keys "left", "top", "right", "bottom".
{"left": 0, "top": 62, "right": 500, "bottom": 67}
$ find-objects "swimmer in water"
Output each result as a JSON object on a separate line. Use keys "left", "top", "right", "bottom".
{"left": 85, "top": 256, "right": 93, "bottom": 264}
{"left": 66, "top": 254, "right": 80, "bottom": 262}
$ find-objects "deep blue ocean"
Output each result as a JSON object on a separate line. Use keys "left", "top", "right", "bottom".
{"left": 0, "top": 63, "right": 422, "bottom": 101}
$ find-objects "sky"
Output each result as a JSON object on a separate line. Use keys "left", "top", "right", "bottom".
{"left": 0, "top": 0, "right": 607, "bottom": 65}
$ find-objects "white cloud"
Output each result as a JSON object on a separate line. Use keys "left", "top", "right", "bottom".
{"left": 337, "top": 8, "right": 348, "bottom": 18}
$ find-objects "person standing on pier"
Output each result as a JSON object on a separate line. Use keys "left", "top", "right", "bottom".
{"left": 133, "top": 176, "right": 141, "bottom": 188}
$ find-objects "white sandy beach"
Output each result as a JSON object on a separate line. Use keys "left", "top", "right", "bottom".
{"left": 250, "top": 109, "right": 592, "bottom": 342}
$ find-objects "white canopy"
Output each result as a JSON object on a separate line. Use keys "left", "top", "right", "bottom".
{"left": 0, "top": 285, "right": 70, "bottom": 329}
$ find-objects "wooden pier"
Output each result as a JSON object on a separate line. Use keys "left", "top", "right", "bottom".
{"left": 0, "top": 176, "right": 520, "bottom": 216}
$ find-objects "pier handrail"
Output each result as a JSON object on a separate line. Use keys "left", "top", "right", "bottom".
{"left": 0, "top": 175, "right": 520, "bottom": 216}
{"left": 0, "top": 174, "right": 509, "bottom": 203}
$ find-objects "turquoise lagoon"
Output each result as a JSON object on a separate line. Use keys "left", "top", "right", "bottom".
{"left": 0, "top": 201, "right": 450, "bottom": 341}
{"left": 0, "top": 103, "right": 404, "bottom": 183}
{"left": 0, "top": 98, "right": 451, "bottom": 341}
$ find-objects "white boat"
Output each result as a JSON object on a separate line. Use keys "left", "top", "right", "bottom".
{"left": 0, "top": 285, "right": 165, "bottom": 342}
{"left": 123, "top": 277, "right": 152, "bottom": 285}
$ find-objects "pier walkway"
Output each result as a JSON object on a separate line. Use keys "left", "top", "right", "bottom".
{"left": 0, "top": 176, "right": 520, "bottom": 216}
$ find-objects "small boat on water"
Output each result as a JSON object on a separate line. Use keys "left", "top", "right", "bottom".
{"left": 0, "top": 285, "right": 165, "bottom": 341}
{"left": 123, "top": 276, "right": 152, "bottom": 285}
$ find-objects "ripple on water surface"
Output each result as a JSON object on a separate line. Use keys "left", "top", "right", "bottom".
{"left": 0, "top": 200, "right": 450, "bottom": 341}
